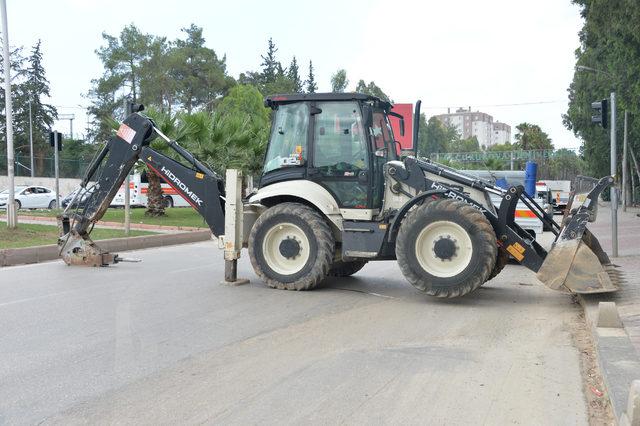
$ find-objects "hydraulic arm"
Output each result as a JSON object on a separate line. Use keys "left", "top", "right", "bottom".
{"left": 58, "top": 112, "right": 225, "bottom": 266}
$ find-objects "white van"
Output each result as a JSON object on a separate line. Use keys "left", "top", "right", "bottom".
{"left": 111, "top": 171, "right": 191, "bottom": 208}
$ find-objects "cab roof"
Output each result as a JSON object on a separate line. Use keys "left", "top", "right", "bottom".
{"left": 264, "top": 92, "right": 391, "bottom": 110}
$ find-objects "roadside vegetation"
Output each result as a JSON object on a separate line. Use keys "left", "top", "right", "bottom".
{"left": 0, "top": 222, "right": 154, "bottom": 249}
{"left": 0, "top": 207, "right": 208, "bottom": 229}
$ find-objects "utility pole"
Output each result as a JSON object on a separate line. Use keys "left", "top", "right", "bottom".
{"left": 123, "top": 99, "right": 131, "bottom": 235}
{"left": 53, "top": 131, "right": 60, "bottom": 209}
{"left": 622, "top": 110, "right": 628, "bottom": 212}
{"left": 28, "top": 98, "right": 34, "bottom": 177}
{"left": 1, "top": 0, "right": 17, "bottom": 228}
{"left": 610, "top": 91, "right": 618, "bottom": 257}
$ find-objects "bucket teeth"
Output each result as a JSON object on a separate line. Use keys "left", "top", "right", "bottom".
{"left": 604, "top": 264, "right": 626, "bottom": 287}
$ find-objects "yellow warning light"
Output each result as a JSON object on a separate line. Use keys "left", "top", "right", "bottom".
{"left": 295, "top": 145, "right": 302, "bottom": 154}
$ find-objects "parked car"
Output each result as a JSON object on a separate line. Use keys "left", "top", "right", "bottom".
{"left": 61, "top": 186, "right": 96, "bottom": 209}
{"left": 0, "top": 185, "right": 58, "bottom": 209}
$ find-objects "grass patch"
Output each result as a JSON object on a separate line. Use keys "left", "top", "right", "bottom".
{"left": 1, "top": 207, "right": 208, "bottom": 228}
{"left": 0, "top": 222, "right": 155, "bottom": 249}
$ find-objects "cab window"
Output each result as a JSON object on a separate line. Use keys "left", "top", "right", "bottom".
{"left": 313, "top": 101, "right": 368, "bottom": 175}
{"left": 263, "top": 103, "right": 309, "bottom": 174}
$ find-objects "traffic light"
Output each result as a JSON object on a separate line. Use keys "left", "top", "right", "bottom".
{"left": 591, "top": 99, "right": 608, "bottom": 129}
{"left": 49, "top": 130, "right": 63, "bottom": 151}
{"left": 125, "top": 102, "right": 144, "bottom": 116}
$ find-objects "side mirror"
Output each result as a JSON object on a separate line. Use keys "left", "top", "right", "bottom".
{"left": 374, "top": 148, "right": 386, "bottom": 158}
{"left": 399, "top": 119, "right": 405, "bottom": 136}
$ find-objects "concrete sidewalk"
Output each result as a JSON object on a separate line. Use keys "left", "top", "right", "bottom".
{"left": 577, "top": 202, "right": 640, "bottom": 422}
{"left": 586, "top": 203, "right": 640, "bottom": 352}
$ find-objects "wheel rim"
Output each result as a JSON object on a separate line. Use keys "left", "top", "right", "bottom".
{"left": 262, "top": 222, "right": 310, "bottom": 275}
{"left": 414, "top": 221, "right": 473, "bottom": 278}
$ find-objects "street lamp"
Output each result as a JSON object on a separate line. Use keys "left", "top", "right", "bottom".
{"left": 576, "top": 64, "right": 620, "bottom": 257}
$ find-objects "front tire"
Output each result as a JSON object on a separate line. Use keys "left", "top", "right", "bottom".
{"left": 396, "top": 198, "right": 497, "bottom": 298}
{"left": 249, "top": 202, "right": 334, "bottom": 290}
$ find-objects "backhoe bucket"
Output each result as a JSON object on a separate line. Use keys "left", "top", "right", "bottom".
{"left": 536, "top": 176, "right": 623, "bottom": 294}
{"left": 57, "top": 215, "right": 120, "bottom": 267}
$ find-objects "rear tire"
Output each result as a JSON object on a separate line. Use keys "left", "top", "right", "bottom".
{"left": 48, "top": 200, "right": 57, "bottom": 209}
{"left": 15, "top": 200, "right": 21, "bottom": 210}
{"left": 328, "top": 260, "right": 367, "bottom": 277}
{"left": 249, "top": 202, "right": 334, "bottom": 290}
{"left": 396, "top": 198, "right": 497, "bottom": 298}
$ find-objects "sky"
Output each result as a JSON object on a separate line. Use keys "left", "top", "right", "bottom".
{"left": 4, "top": 0, "right": 584, "bottom": 148}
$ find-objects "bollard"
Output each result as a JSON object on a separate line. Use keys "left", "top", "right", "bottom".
{"left": 597, "top": 301, "right": 624, "bottom": 328}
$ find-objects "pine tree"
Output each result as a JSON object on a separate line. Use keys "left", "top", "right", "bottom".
{"left": 13, "top": 40, "right": 57, "bottom": 174}
{"left": 287, "top": 56, "right": 302, "bottom": 92}
{"left": 305, "top": 60, "right": 317, "bottom": 93}
{"left": 260, "top": 37, "right": 279, "bottom": 85}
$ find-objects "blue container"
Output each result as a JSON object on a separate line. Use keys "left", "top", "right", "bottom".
{"left": 524, "top": 161, "right": 537, "bottom": 197}
{"left": 495, "top": 177, "right": 509, "bottom": 190}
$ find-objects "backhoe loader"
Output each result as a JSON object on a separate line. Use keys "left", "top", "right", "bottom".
{"left": 58, "top": 93, "right": 623, "bottom": 298}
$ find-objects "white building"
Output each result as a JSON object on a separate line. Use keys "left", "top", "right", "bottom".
{"left": 435, "top": 108, "right": 511, "bottom": 148}
{"left": 492, "top": 121, "right": 511, "bottom": 145}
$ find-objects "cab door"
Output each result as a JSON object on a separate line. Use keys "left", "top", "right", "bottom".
{"left": 309, "top": 101, "right": 372, "bottom": 210}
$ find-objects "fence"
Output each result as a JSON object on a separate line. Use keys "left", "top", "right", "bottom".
{"left": 0, "top": 154, "right": 95, "bottom": 179}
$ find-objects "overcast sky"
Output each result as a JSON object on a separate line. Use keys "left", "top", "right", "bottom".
{"left": 5, "top": 0, "right": 583, "bottom": 148}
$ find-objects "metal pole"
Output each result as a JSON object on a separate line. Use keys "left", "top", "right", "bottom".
{"left": 1, "top": 0, "right": 17, "bottom": 228}
{"left": 510, "top": 151, "right": 514, "bottom": 170}
{"left": 124, "top": 173, "right": 130, "bottom": 235}
{"left": 610, "top": 91, "right": 618, "bottom": 257}
{"left": 622, "top": 110, "right": 628, "bottom": 212}
{"left": 54, "top": 132, "right": 59, "bottom": 209}
{"left": 123, "top": 98, "right": 130, "bottom": 234}
{"left": 28, "top": 98, "right": 34, "bottom": 177}
{"left": 69, "top": 117, "right": 73, "bottom": 140}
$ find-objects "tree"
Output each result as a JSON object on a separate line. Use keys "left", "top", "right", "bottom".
{"left": 355, "top": 79, "right": 390, "bottom": 101}
{"left": 260, "top": 37, "right": 279, "bottom": 85}
{"left": 564, "top": 0, "right": 640, "bottom": 180}
{"left": 287, "top": 56, "right": 303, "bottom": 92}
{"left": 170, "top": 24, "right": 233, "bottom": 113}
{"left": 514, "top": 123, "right": 553, "bottom": 150}
{"left": 216, "top": 84, "right": 270, "bottom": 128}
{"left": 418, "top": 116, "right": 460, "bottom": 156}
{"left": 13, "top": 41, "right": 57, "bottom": 175}
{"left": 330, "top": 69, "right": 348, "bottom": 93}
{"left": 306, "top": 60, "right": 317, "bottom": 93}
{"left": 88, "top": 24, "right": 157, "bottom": 141}
{"left": 448, "top": 136, "right": 480, "bottom": 153}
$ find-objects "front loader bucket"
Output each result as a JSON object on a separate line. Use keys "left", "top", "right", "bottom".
{"left": 536, "top": 176, "right": 623, "bottom": 294}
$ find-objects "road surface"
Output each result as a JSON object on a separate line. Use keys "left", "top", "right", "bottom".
{"left": 0, "top": 240, "right": 588, "bottom": 425}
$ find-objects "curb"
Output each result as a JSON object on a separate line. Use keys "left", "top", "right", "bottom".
{"left": 578, "top": 295, "right": 640, "bottom": 424}
{"left": 0, "top": 230, "right": 213, "bottom": 267}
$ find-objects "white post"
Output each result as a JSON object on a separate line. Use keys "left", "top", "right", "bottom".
{"left": 54, "top": 132, "right": 59, "bottom": 209}
{"left": 124, "top": 173, "right": 130, "bottom": 235}
{"left": 1, "top": 0, "right": 17, "bottom": 228}
{"left": 610, "top": 91, "right": 618, "bottom": 257}
{"left": 28, "top": 98, "right": 34, "bottom": 177}
{"left": 222, "top": 169, "right": 249, "bottom": 285}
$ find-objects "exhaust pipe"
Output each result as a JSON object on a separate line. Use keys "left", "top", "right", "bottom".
{"left": 537, "top": 176, "right": 624, "bottom": 294}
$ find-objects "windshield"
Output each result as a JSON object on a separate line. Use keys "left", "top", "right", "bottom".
{"left": 263, "top": 103, "right": 309, "bottom": 174}
{"left": 371, "top": 110, "right": 398, "bottom": 160}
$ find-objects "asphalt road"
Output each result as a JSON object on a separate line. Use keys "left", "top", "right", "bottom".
{"left": 0, "top": 240, "right": 588, "bottom": 425}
